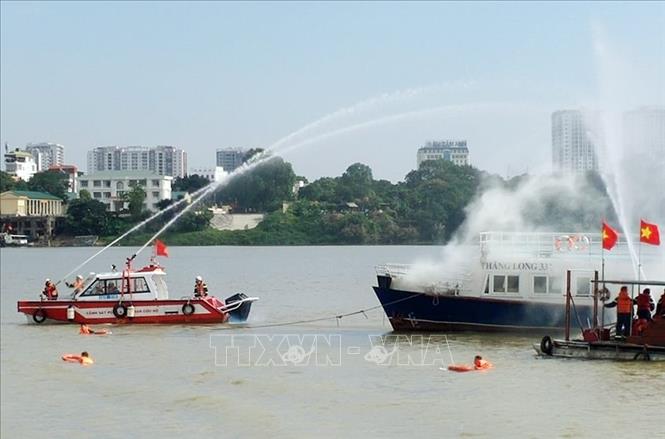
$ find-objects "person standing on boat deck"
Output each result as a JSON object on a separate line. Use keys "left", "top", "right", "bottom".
{"left": 194, "top": 276, "right": 208, "bottom": 298}
{"left": 604, "top": 286, "right": 635, "bottom": 337}
{"left": 66, "top": 275, "right": 85, "bottom": 297}
{"left": 655, "top": 290, "right": 665, "bottom": 316}
{"left": 42, "top": 279, "right": 58, "bottom": 300}
{"left": 636, "top": 289, "right": 655, "bottom": 321}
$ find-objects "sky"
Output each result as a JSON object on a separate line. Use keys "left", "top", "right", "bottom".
{"left": 1, "top": 1, "right": 664, "bottom": 181}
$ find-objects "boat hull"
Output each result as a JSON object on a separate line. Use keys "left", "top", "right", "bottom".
{"left": 534, "top": 339, "right": 665, "bottom": 361}
{"left": 373, "top": 286, "right": 594, "bottom": 332}
{"left": 17, "top": 298, "right": 231, "bottom": 325}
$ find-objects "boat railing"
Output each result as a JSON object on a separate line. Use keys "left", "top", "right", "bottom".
{"left": 479, "top": 231, "right": 639, "bottom": 258}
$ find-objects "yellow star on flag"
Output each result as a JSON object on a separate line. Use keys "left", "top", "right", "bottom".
{"left": 641, "top": 226, "right": 652, "bottom": 240}
{"left": 602, "top": 230, "right": 608, "bottom": 240}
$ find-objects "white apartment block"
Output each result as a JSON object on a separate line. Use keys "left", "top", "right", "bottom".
{"left": 78, "top": 171, "right": 173, "bottom": 212}
{"left": 87, "top": 145, "right": 187, "bottom": 178}
{"left": 189, "top": 166, "right": 227, "bottom": 182}
{"left": 25, "top": 142, "right": 65, "bottom": 171}
{"left": 552, "top": 110, "right": 598, "bottom": 174}
{"left": 416, "top": 140, "right": 470, "bottom": 168}
{"left": 4, "top": 149, "right": 40, "bottom": 181}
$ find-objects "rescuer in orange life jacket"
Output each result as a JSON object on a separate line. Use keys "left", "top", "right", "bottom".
{"left": 66, "top": 275, "right": 85, "bottom": 297}
{"left": 604, "top": 286, "right": 636, "bottom": 337}
{"left": 42, "top": 279, "right": 58, "bottom": 300}
{"left": 635, "top": 288, "right": 655, "bottom": 322}
{"left": 194, "top": 275, "right": 208, "bottom": 298}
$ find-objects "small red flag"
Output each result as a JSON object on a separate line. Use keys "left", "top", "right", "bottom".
{"left": 155, "top": 239, "right": 169, "bottom": 257}
{"left": 601, "top": 222, "right": 619, "bottom": 250}
{"left": 639, "top": 219, "right": 660, "bottom": 246}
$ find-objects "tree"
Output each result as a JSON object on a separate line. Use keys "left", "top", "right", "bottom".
{"left": 172, "top": 174, "right": 209, "bottom": 193}
{"left": 217, "top": 156, "right": 296, "bottom": 212}
{"left": 123, "top": 184, "right": 147, "bottom": 221}
{"left": 243, "top": 148, "right": 266, "bottom": 164}
{"left": 26, "top": 171, "right": 69, "bottom": 201}
{"left": 65, "top": 198, "right": 112, "bottom": 235}
{"left": 338, "top": 163, "right": 374, "bottom": 201}
{"left": 0, "top": 171, "right": 16, "bottom": 193}
{"left": 176, "top": 209, "right": 213, "bottom": 232}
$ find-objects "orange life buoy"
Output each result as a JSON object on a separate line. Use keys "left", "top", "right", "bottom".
{"left": 448, "top": 364, "right": 474, "bottom": 372}
{"left": 62, "top": 354, "right": 94, "bottom": 365}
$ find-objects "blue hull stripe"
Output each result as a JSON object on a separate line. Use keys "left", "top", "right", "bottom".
{"left": 373, "top": 286, "right": 595, "bottom": 332}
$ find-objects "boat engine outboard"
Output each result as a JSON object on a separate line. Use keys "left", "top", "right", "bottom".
{"left": 225, "top": 293, "right": 253, "bottom": 322}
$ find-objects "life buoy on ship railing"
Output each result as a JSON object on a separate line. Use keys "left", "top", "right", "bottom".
{"left": 567, "top": 235, "right": 577, "bottom": 250}
{"left": 554, "top": 236, "right": 564, "bottom": 251}
{"left": 182, "top": 302, "right": 195, "bottom": 316}
{"left": 33, "top": 308, "right": 47, "bottom": 324}
{"left": 112, "top": 302, "right": 128, "bottom": 319}
{"left": 577, "top": 235, "right": 590, "bottom": 251}
{"left": 540, "top": 336, "right": 553, "bottom": 356}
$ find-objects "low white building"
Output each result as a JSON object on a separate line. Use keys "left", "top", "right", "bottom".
{"left": 78, "top": 171, "right": 172, "bottom": 212}
{"left": 416, "top": 140, "right": 470, "bottom": 168}
{"left": 4, "top": 149, "right": 40, "bottom": 181}
{"left": 189, "top": 166, "right": 227, "bottom": 182}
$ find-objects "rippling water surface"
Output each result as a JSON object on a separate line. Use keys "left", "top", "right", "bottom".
{"left": 1, "top": 246, "right": 663, "bottom": 438}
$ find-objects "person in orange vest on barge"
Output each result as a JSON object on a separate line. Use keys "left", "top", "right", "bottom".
{"left": 604, "top": 286, "right": 636, "bottom": 337}
{"left": 636, "top": 288, "right": 655, "bottom": 322}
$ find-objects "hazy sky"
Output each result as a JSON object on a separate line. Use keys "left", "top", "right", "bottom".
{"left": 1, "top": 1, "right": 663, "bottom": 181}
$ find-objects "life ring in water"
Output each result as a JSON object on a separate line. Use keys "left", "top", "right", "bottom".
{"left": 540, "top": 335, "right": 553, "bottom": 356}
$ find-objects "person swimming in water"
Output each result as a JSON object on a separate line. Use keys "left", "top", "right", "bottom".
{"left": 62, "top": 351, "right": 94, "bottom": 365}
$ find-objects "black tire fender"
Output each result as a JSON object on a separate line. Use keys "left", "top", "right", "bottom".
{"left": 33, "top": 308, "right": 47, "bottom": 324}
{"left": 113, "top": 303, "right": 128, "bottom": 319}
{"left": 540, "top": 335, "right": 553, "bottom": 356}
{"left": 182, "top": 303, "right": 195, "bottom": 316}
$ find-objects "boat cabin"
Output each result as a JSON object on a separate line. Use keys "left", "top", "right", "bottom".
{"left": 75, "top": 265, "right": 169, "bottom": 301}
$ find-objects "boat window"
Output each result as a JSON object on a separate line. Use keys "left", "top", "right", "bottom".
{"left": 533, "top": 276, "right": 547, "bottom": 294}
{"left": 550, "top": 276, "right": 562, "bottom": 295}
{"left": 81, "top": 279, "right": 120, "bottom": 296}
{"left": 493, "top": 275, "right": 506, "bottom": 293}
{"left": 506, "top": 275, "right": 519, "bottom": 293}
{"left": 131, "top": 277, "right": 150, "bottom": 294}
{"left": 576, "top": 277, "right": 591, "bottom": 296}
{"left": 105, "top": 280, "right": 121, "bottom": 295}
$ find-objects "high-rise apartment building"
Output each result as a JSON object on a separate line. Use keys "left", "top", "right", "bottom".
{"left": 416, "top": 140, "right": 470, "bottom": 168}
{"left": 216, "top": 148, "right": 245, "bottom": 172}
{"left": 551, "top": 110, "right": 598, "bottom": 174}
{"left": 25, "top": 142, "right": 65, "bottom": 171}
{"left": 87, "top": 145, "right": 187, "bottom": 178}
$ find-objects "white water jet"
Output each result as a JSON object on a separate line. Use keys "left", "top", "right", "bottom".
{"left": 590, "top": 24, "right": 665, "bottom": 278}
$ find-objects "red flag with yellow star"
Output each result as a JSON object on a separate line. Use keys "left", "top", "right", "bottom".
{"left": 640, "top": 219, "right": 660, "bottom": 246}
{"left": 601, "top": 222, "right": 619, "bottom": 250}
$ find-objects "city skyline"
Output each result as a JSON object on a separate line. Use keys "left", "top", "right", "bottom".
{"left": 1, "top": 2, "right": 663, "bottom": 181}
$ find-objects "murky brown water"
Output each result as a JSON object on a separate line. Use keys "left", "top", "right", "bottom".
{"left": 1, "top": 246, "right": 663, "bottom": 438}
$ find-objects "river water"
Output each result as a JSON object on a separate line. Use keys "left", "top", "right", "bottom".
{"left": 1, "top": 246, "right": 663, "bottom": 438}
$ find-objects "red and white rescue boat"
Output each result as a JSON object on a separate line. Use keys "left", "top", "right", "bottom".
{"left": 17, "top": 262, "right": 257, "bottom": 325}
